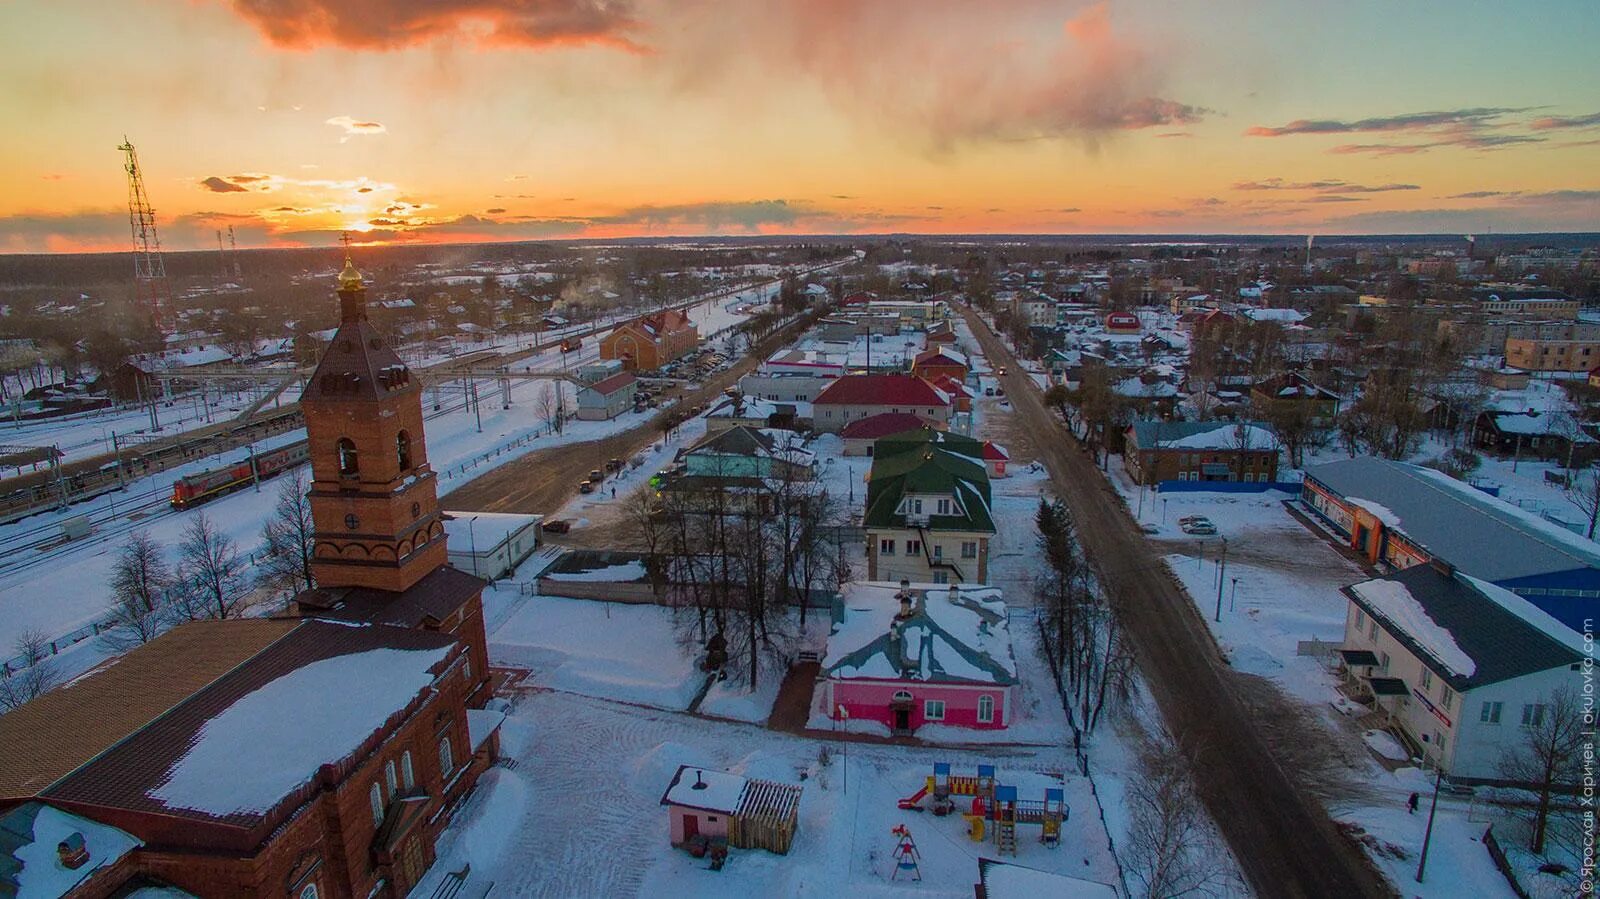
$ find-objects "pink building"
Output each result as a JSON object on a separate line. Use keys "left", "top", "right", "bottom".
{"left": 820, "top": 582, "right": 1016, "bottom": 734}
{"left": 660, "top": 765, "right": 802, "bottom": 854}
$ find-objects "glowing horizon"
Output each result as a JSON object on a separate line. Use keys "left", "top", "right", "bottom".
{"left": 1, "top": 0, "right": 1597, "bottom": 253}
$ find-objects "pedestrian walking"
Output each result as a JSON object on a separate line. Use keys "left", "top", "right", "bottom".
{"left": 1407, "top": 792, "right": 1419, "bottom": 814}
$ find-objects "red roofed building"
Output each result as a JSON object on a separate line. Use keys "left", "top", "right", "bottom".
{"left": 911, "top": 347, "right": 969, "bottom": 384}
{"left": 840, "top": 291, "right": 879, "bottom": 307}
{"left": 840, "top": 411, "right": 939, "bottom": 455}
{"left": 577, "top": 370, "right": 638, "bottom": 420}
{"left": 930, "top": 375, "right": 973, "bottom": 413}
{"left": 813, "top": 375, "right": 952, "bottom": 433}
{"left": 1104, "top": 311, "right": 1141, "bottom": 335}
{"left": 982, "top": 442, "right": 1011, "bottom": 479}
{"left": 600, "top": 309, "right": 699, "bottom": 371}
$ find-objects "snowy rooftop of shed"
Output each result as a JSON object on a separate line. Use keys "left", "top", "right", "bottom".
{"left": 661, "top": 766, "right": 747, "bottom": 814}
{"left": 443, "top": 511, "right": 543, "bottom": 554}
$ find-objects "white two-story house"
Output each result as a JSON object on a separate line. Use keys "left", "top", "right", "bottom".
{"left": 1339, "top": 561, "right": 1584, "bottom": 783}
{"left": 863, "top": 431, "right": 995, "bottom": 585}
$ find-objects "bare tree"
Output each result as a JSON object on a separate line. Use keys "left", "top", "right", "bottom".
{"left": 0, "top": 631, "right": 62, "bottom": 710}
{"left": 1499, "top": 686, "right": 1586, "bottom": 855}
{"left": 1126, "top": 731, "right": 1234, "bottom": 898}
{"left": 259, "top": 473, "right": 316, "bottom": 594}
{"left": 102, "top": 530, "right": 173, "bottom": 650}
{"left": 537, "top": 382, "right": 566, "bottom": 435}
{"left": 174, "top": 512, "right": 251, "bottom": 621}
{"left": 1565, "top": 468, "right": 1600, "bottom": 540}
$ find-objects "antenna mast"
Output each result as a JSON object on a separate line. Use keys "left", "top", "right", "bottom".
{"left": 228, "top": 225, "right": 242, "bottom": 278}
{"left": 118, "top": 137, "right": 173, "bottom": 333}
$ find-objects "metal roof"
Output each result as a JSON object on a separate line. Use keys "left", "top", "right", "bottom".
{"left": 1344, "top": 565, "right": 1581, "bottom": 691}
{"left": 1306, "top": 457, "right": 1600, "bottom": 581}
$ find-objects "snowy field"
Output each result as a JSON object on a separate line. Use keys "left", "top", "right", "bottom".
{"left": 419, "top": 690, "right": 1123, "bottom": 899}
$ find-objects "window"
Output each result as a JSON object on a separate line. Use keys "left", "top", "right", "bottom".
{"left": 439, "top": 735, "right": 455, "bottom": 776}
{"left": 893, "top": 690, "right": 913, "bottom": 703}
{"left": 396, "top": 430, "right": 413, "bottom": 471}
{"left": 1354, "top": 609, "right": 1366, "bottom": 631}
{"left": 1522, "top": 703, "right": 1547, "bottom": 728}
{"left": 932, "top": 544, "right": 943, "bottom": 559}
{"left": 369, "top": 783, "right": 384, "bottom": 826}
{"left": 401, "top": 751, "right": 415, "bottom": 789}
{"left": 1480, "top": 701, "right": 1503, "bottom": 725}
{"left": 906, "top": 540, "right": 922, "bottom": 556}
{"left": 464, "top": 656, "right": 473, "bottom": 681}
{"left": 912, "top": 499, "right": 923, "bottom": 514}
{"left": 961, "top": 541, "right": 978, "bottom": 559}
{"left": 978, "top": 695, "right": 994, "bottom": 724}
{"left": 1440, "top": 687, "right": 1454, "bottom": 711}
{"left": 300, "top": 885, "right": 320, "bottom": 899}
{"left": 336, "top": 438, "right": 359, "bottom": 476}
{"left": 937, "top": 498, "right": 951, "bottom": 515}
{"left": 1420, "top": 668, "right": 1433, "bottom": 690}
{"left": 924, "top": 699, "right": 946, "bottom": 721}
{"left": 385, "top": 759, "right": 398, "bottom": 796}
{"left": 932, "top": 571, "right": 948, "bottom": 584}
{"left": 880, "top": 539, "right": 896, "bottom": 556}
{"left": 1379, "top": 652, "right": 1390, "bottom": 672}
{"left": 1367, "top": 620, "right": 1379, "bottom": 640}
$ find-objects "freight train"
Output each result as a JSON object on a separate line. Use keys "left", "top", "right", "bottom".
{"left": 170, "top": 440, "right": 310, "bottom": 509}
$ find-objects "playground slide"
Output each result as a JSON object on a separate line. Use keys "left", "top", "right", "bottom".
{"left": 896, "top": 785, "right": 929, "bottom": 810}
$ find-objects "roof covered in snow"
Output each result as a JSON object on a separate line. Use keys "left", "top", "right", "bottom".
{"left": 1346, "top": 564, "right": 1581, "bottom": 689}
{"left": 0, "top": 802, "right": 140, "bottom": 899}
{"left": 1128, "top": 420, "right": 1277, "bottom": 452}
{"left": 864, "top": 433, "right": 994, "bottom": 533}
{"left": 660, "top": 766, "right": 747, "bottom": 814}
{"left": 978, "top": 858, "right": 1119, "bottom": 899}
{"left": 1307, "top": 457, "right": 1600, "bottom": 585}
{"left": 443, "top": 510, "right": 543, "bottom": 554}
{"left": 34, "top": 621, "right": 458, "bottom": 832}
{"left": 825, "top": 583, "right": 1016, "bottom": 686}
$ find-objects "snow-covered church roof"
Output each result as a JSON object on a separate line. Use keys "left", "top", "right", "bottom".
{"left": 824, "top": 583, "right": 1016, "bottom": 685}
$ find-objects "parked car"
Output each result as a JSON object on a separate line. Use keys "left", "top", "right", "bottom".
{"left": 588, "top": 469, "right": 605, "bottom": 483}
{"left": 605, "top": 458, "right": 624, "bottom": 472}
{"left": 1180, "top": 518, "right": 1217, "bottom": 536}
{"left": 1178, "top": 515, "right": 1207, "bottom": 526}
{"left": 997, "top": 366, "right": 1007, "bottom": 376}
{"left": 541, "top": 519, "right": 572, "bottom": 534}
{"left": 577, "top": 480, "right": 595, "bottom": 495}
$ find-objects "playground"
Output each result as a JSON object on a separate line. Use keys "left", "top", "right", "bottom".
{"left": 422, "top": 689, "right": 1127, "bottom": 898}
{"left": 893, "top": 763, "right": 1066, "bottom": 867}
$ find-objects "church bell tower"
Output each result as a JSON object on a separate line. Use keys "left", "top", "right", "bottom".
{"left": 302, "top": 257, "right": 447, "bottom": 592}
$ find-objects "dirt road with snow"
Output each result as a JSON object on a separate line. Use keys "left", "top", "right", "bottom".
{"left": 958, "top": 306, "right": 1390, "bottom": 898}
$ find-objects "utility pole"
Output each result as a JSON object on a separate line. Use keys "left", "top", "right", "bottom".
{"left": 1414, "top": 765, "right": 1444, "bottom": 883}
{"left": 1214, "top": 537, "right": 1227, "bottom": 622}
{"left": 249, "top": 442, "right": 261, "bottom": 492}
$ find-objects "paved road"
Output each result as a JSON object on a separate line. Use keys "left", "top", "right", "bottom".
{"left": 441, "top": 309, "right": 826, "bottom": 515}
{"left": 958, "top": 307, "right": 1390, "bottom": 898}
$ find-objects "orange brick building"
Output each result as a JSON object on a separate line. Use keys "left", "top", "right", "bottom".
{"left": 599, "top": 309, "right": 698, "bottom": 371}
{"left": 0, "top": 259, "right": 500, "bottom": 899}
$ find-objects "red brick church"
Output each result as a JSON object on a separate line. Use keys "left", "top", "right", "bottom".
{"left": 0, "top": 258, "right": 498, "bottom": 899}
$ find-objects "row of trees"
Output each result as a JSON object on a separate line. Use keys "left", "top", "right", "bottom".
{"left": 627, "top": 455, "right": 849, "bottom": 692}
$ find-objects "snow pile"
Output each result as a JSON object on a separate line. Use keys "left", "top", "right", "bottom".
{"left": 1350, "top": 579, "right": 1476, "bottom": 677}
{"left": 10, "top": 805, "right": 140, "bottom": 899}
{"left": 490, "top": 595, "right": 703, "bottom": 710}
{"left": 151, "top": 646, "right": 450, "bottom": 816}
{"left": 1346, "top": 497, "right": 1403, "bottom": 528}
{"left": 1363, "top": 730, "right": 1410, "bottom": 762}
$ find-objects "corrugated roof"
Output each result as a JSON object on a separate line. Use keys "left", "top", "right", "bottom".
{"left": 864, "top": 437, "right": 993, "bottom": 533}
{"left": 1306, "top": 457, "right": 1600, "bottom": 581}
{"left": 0, "top": 620, "right": 299, "bottom": 802}
{"left": 301, "top": 319, "right": 415, "bottom": 404}
{"left": 1345, "top": 565, "right": 1580, "bottom": 690}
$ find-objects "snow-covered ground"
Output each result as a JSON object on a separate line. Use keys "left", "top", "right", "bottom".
{"left": 419, "top": 689, "right": 1123, "bottom": 899}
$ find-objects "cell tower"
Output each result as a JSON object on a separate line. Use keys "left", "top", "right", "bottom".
{"left": 228, "top": 225, "right": 242, "bottom": 279}
{"left": 118, "top": 137, "right": 173, "bottom": 333}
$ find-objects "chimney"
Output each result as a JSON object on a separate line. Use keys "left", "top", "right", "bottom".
{"left": 691, "top": 769, "right": 707, "bottom": 790}
{"left": 57, "top": 833, "right": 89, "bottom": 870}
{"left": 895, "top": 580, "right": 914, "bottom": 620}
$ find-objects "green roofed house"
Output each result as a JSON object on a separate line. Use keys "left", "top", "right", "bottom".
{"left": 865, "top": 430, "right": 995, "bottom": 584}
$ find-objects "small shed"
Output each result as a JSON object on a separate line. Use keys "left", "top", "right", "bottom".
{"left": 660, "top": 765, "right": 802, "bottom": 855}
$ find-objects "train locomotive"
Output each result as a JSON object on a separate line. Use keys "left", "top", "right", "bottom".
{"left": 170, "top": 440, "right": 310, "bottom": 509}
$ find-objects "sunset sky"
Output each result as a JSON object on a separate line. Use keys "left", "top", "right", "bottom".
{"left": 1, "top": 0, "right": 1597, "bottom": 252}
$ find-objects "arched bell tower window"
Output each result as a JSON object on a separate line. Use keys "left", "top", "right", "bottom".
{"left": 396, "top": 430, "right": 413, "bottom": 472}
{"left": 336, "top": 438, "right": 359, "bottom": 476}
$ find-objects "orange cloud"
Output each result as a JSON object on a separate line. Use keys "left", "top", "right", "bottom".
{"left": 226, "top": 0, "right": 644, "bottom": 52}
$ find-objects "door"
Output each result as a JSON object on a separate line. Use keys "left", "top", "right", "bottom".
{"left": 398, "top": 835, "right": 426, "bottom": 890}
{"left": 894, "top": 707, "right": 910, "bottom": 731}
{"left": 682, "top": 813, "right": 700, "bottom": 841}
